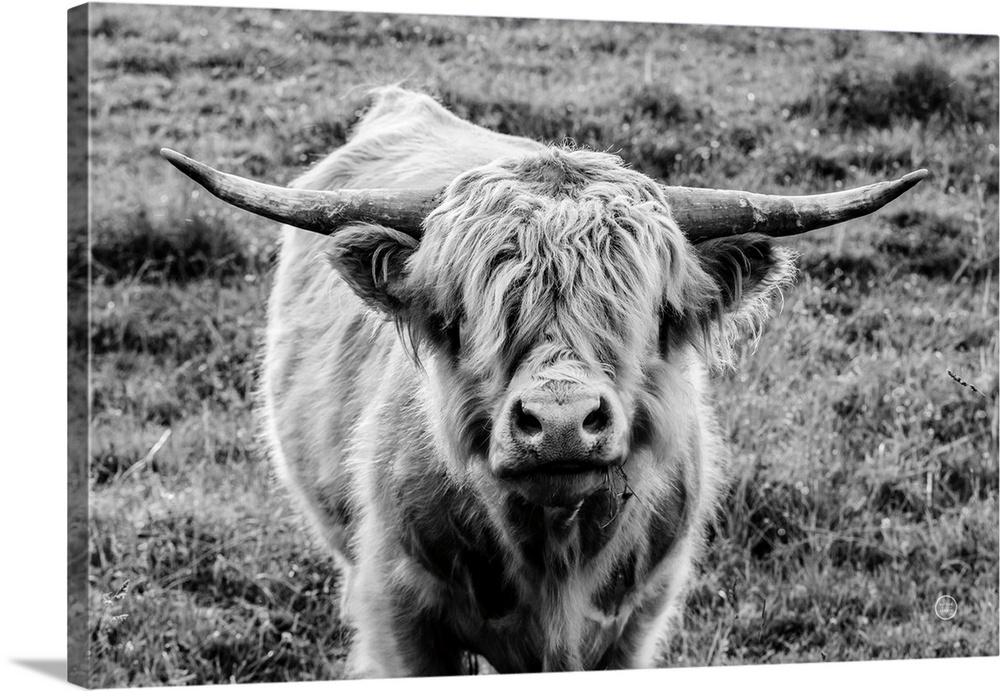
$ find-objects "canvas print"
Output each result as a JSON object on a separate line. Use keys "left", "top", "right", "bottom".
{"left": 68, "top": 2, "right": 999, "bottom": 687}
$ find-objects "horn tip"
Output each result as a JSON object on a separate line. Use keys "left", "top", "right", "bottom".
{"left": 160, "top": 148, "right": 186, "bottom": 165}
{"left": 902, "top": 169, "right": 929, "bottom": 185}
{"left": 160, "top": 148, "right": 207, "bottom": 183}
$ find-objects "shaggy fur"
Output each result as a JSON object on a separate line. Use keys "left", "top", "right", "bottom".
{"left": 260, "top": 86, "right": 795, "bottom": 677}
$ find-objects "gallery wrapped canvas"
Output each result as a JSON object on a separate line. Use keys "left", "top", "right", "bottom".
{"left": 67, "top": 2, "right": 998, "bottom": 687}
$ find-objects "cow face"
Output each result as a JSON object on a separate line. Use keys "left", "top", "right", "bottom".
{"left": 328, "top": 149, "right": 794, "bottom": 507}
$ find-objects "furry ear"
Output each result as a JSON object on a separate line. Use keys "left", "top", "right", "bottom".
{"left": 693, "top": 234, "right": 796, "bottom": 315}
{"left": 326, "top": 224, "right": 419, "bottom": 315}
{"left": 691, "top": 234, "right": 796, "bottom": 363}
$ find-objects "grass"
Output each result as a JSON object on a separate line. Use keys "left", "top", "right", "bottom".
{"left": 81, "top": 3, "right": 999, "bottom": 685}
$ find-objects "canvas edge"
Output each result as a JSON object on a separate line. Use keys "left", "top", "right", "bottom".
{"left": 68, "top": 3, "right": 92, "bottom": 688}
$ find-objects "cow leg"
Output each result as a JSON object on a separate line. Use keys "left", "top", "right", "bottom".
{"left": 346, "top": 594, "right": 468, "bottom": 678}
{"left": 601, "top": 600, "right": 680, "bottom": 669}
{"left": 619, "top": 541, "right": 697, "bottom": 668}
{"left": 343, "top": 553, "right": 468, "bottom": 678}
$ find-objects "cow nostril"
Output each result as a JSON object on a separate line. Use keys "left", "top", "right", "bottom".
{"left": 514, "top": 400, "right": 543, "bottom": 435}
{"left": 582, "top": 397, "right": 611, "bottom": 434}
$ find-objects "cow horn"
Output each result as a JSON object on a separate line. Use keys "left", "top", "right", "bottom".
{"left": 163, "top": 148, "right": 926, "bottom": 242}
{"left": 160, "top": 148, "right": 443, "bottom": 238}
{"left": 663, "top": 170, "right": 928, "bottom": 242}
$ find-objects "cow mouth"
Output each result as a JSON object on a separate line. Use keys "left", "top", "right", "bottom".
{"left": 497, "top": 459, "right": 609, "bottom": 480}
{"left": 494, "top": 457, "right": 620, "bottom": 506}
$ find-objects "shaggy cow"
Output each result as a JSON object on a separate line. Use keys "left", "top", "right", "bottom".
{"left": 162, "top": 86, "right": 925, "bottom": 677}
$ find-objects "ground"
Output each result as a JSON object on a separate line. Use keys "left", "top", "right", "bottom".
{"left": 78, "top": 4, "right": 999, "bottom": 685}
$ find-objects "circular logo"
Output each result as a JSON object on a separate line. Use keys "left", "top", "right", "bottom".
{"left": 935, "top": 595, "right": 958, "bottom": 620}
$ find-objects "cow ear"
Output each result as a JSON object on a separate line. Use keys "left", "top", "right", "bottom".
{"left": 690, "top": 234, "right": 796, "bottom": 360}
{"left": 326, "top": 224, "right": 419, "bottom": 316}
{"left": 693, "top": 235, "right": 795, "bottom": 316}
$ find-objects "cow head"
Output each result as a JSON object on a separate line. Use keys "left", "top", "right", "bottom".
{"left": 326, "top": 149, "right": 793, "bottom": 506}
{"left": 160, "top": 146, "right": 926, "bottom": 508}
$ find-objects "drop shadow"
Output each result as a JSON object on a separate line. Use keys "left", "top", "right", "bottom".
{"left": 10, "top": 658, "right": 67, "bottom": 681}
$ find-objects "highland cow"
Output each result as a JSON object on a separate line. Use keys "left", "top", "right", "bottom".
{"left": 162, "top": 86, "right": 925, "bottom": 677}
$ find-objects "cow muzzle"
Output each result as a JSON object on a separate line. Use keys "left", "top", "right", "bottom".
{"left": 494, "top": 381, "right": 627, "bottom": 505}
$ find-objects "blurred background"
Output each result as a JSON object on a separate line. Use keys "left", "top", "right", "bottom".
{"left": 78, "top": 3, "right": 998, "bottom": 686}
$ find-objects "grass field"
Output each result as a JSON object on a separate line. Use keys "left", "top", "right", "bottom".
{"left": 81, "top": 3, "right": 999, "bottom": 685}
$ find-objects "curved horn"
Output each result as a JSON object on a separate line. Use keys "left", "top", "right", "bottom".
{"left": 163, "top": 148, "right": 926, "bottom": 242}
{"left": 665, "top": 170, "right": 928, "bottom": 242}
{"left": 160, "top": 148, "right": 443, "bottom": 238}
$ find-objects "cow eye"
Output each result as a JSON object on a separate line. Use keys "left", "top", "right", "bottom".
{"left": 658, "top": 307, "right": 704, "bottom": 357}
{"left": 445, "top": 321, "right": 461, "bottom": 355}
{"left": 429, "top": 314, "right": 461, "bottom": 356}
{"left": 658, "top": 305, "right": 692, "bottom": 356}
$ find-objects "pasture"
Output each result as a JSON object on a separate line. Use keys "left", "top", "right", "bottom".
{"left": 81, "top": 3, "right": 998, "bottom": 685}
